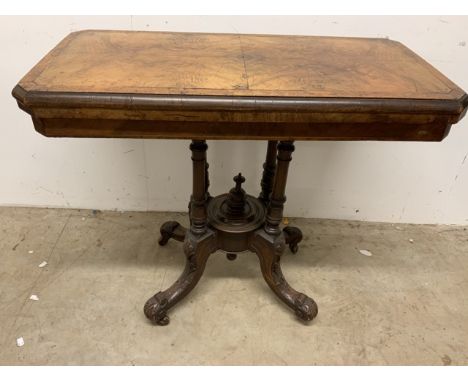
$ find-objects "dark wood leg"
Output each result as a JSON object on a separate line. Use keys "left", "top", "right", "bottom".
{"left": 250, "top": 230, "right": 318, "bottom": 321}
{"left": 283, "top": 226, "right": 303, "bottom": 254}
{"left": 144, "top": 230, "right": 216, "bottom": 325}
{"left": 258, "top": 140, "right": 278, "bottom": 205}
{"left": 255, "top": 140, "right": 318, "bottom": 321}
{"left": 145, "top": 140, "right": 215, "bottom": 325}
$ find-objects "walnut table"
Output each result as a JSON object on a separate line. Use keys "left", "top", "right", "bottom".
{"left": 13, "top": 30, "right": 468, "bottom": 325}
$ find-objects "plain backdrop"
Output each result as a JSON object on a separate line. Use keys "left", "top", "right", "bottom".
{"left": 1, "top": 15, "right": 467, "bottom": 224}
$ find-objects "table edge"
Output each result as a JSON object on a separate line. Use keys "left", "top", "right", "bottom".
{"left": 12, "top": 85, "right": 468, "bottom": 122}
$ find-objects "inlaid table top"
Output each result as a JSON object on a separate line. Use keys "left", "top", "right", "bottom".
{"left": 13, "top": 30, "right": 468, "bottom": 141}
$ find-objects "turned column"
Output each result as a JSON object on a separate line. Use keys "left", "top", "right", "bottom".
{"left": 189, "top": 140, "right": 208, "bottom": 235}
{"left": 258, "top": 140, "right": 278, "bottom": 205}
{"left": 264, "top": 141, "right": 294, "bottom": 235}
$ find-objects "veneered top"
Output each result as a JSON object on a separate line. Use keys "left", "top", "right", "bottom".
{"left": 17, "top": 30, "right": 465, "bottom": 100}
{"left": 12, "top": 30, "right": 468, "bottom": 141}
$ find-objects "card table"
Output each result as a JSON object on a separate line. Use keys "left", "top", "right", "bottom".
{"left": 13, "top": 30, "right": 468, "bottom": 325}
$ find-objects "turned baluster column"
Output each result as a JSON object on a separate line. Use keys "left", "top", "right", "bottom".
{"left": 258, "top": 140, "right": 278, "bottom": 205}
{"left": 264, "top": 141, "right": 294, "bottom": 235}
{"left": 189, "top": 140, "right": 208, "bottom": 235}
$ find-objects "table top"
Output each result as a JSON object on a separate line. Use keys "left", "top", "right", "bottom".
{"left": 13, "top": 30, "right": 468, "bottom": 141}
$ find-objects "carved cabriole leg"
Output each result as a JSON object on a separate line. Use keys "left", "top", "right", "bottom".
{"left": 250, "top": 230, "right": 318, "bottom": 321}
{"left": 144, "top": 230, "right": 216, "bottom": 325}
{"left": 145, "top": 140, "right": 215, "bottom": 325}
{"left": 258, "top": 140, "right": 278, "bottom": 205}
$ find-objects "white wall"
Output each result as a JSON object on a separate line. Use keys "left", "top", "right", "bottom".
{"left": 1, "top": 16, "right": 467, "bottom": 224}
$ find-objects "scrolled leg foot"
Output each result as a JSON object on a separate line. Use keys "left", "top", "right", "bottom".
{"left": 294, "top": 293, "right": 318, "bottom": 322}
{"left": 250, "top": 229, "right": 318, "bottom": 323}
{"left": 158, "top": 221, "right": 187, "bottom": 246}
{"left": 283, "top": 226, "right": 303, "bottom": 254}
{"left": 144, "top": 291, "right": 170, "bottom": 325}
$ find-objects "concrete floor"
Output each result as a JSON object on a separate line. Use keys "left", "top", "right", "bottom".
{"left": 0, "top": 207, "right": 467, "bottom": 365}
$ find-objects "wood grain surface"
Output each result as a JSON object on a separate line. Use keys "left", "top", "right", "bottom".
{"left": 18, "top": 30, "right": 464, "bottom": 99}
{"left": 12, "top": 30, "right": 468, "bottom": 141}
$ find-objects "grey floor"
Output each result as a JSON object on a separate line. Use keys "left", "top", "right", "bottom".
{"left": 0, "top": 207, "right": 467, "bottom": 365}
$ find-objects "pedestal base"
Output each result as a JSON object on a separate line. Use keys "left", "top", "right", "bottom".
{"left": 144, "top": 197, "right": 317, "bottom": 325}
{"left": 144, "top": 140, "right": 318, "bottom": 326}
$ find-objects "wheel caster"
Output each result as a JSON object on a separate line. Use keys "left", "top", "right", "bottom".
{"left": 283, "top": 226, "right": 303, "bottom": 254}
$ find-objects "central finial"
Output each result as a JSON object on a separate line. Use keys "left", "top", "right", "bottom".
{"left": 225, "top": 172, "right": 247, "bottom": 218}
{"left": 234, "top": 172, "right": 245, "bottom": 192}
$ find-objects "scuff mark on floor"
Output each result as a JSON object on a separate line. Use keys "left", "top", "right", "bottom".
{"left": 12, "top": 235, "right": 25, "bottom": 251}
